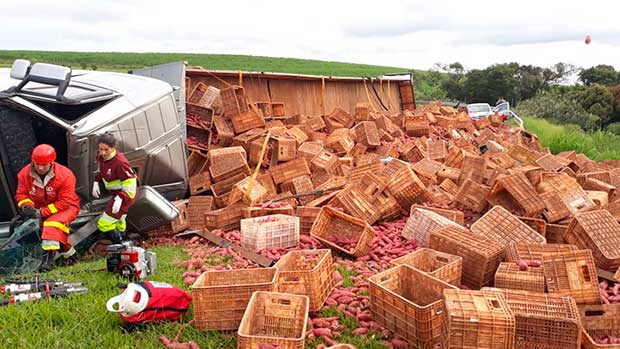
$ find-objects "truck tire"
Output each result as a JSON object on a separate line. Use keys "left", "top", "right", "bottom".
{"left": 0, "top": 106, "right": 37, "bottom": 183}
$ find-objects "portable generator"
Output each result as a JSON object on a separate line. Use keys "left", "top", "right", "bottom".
{"left": 106, "top": 241, "right": 156, "bottom": 281}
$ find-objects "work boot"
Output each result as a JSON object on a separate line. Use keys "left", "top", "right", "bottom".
{"left": 58, "top": 248, "right": 80, "bottom": 266}
{"left": 39, "top": 250, "right": 57, "bottom": 273}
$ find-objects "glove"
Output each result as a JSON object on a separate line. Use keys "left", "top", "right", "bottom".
{"left": 111, "top": 196, "right": 122, "bottom": 214}
{"left": 21, "top": 205, "right": 41, "bottom": 219}
{"left": 92, "top": 182, "right": 101, "bottom": 198}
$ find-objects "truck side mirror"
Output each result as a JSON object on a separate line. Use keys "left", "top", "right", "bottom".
{"left": 10, "top": 59, "right": 31, "bottom": 80}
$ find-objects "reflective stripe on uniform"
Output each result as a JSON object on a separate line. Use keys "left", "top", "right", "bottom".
{"left": 48, "top": 203, "right": 58, "bottom": 214}
{"left": 121, "top": 177, "right": 137, "bottom": 199}
{"left": 102, "top": 178, "right": 122, "bottom": 190}
{"left": 18, "top": 198, "right": 35, "bottom": 207}
{"left": 41, "top": 240, "right": 60, "bottom": 250}
{"left": 97, "top": 212, "right": 118, "bottom": 232}
{"left": 59, "top": 247, "right": 76, "bottom": 258}
{"left": 117, "top": 214, "right": 127, "bottom": 232}
{"left": 43, "top": 221, "right": 70, "bottom": 234}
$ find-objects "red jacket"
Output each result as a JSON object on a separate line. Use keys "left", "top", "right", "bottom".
{"left": 96, "top": 150, "right": 137, "bottom": 201}
{"left": 15, "top": 163, "right": 80, "bottom": 218}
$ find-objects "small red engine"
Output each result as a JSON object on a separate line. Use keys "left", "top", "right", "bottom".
{"left": 106, "top": 242, "right": 156, "bottom": 281}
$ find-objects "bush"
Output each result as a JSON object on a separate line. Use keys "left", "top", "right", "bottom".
{"left": 606, "top": 122, "right": 620, "bottom": 135}
{"left": 515, "top": 90, "right": 600, "bottom": 130}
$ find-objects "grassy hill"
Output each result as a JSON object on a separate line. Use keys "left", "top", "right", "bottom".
{"left": 0, "top": 50, "right": 413, "bottom": 77}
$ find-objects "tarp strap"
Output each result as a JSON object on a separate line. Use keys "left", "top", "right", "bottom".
{"left": 245, "top": 131, "right": 271, "bottom": 202}
{"left": 363, "top": 78, "right": 378, "bottom": 112}
{"left": 321, "top": 77, "right": 326, "bottom": 115}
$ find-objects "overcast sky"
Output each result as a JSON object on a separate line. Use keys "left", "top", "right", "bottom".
{"left": 1, "top": 0, "right": 619, "bottom": 71}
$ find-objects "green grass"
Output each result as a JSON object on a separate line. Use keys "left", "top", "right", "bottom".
{"left": 523, "top": 116, "right": 620, "bottom": 161}
{"left": 0, "top": 245, "right": 236, "bottom": 349}
{"left": 0, "top": 50, "right": 412, "bottom": 77}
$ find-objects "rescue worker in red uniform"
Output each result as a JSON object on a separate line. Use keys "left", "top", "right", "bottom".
{"left": 15, "top": 144, "right": 80, "bottom": 272}
{"left": 91, "top": 132, "right": 138, "bottom": 243}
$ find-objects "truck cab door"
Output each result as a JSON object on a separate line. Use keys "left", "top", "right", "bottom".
{"left": 130, "top": 62, "right": 187, "bottom": 137}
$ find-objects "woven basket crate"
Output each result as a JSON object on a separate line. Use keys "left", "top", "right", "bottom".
{"left": 325, "top": 129, "right": 354, "bottom": 154}
{"left": 539, "top": 190, "right": 572, "bottom": 223}
{"left": 310, "top": 207, "right": 375, "bottom": 257}
{"left": 606, "top": 200, "right": 620, "bottom": 222}
{"left": 369, "top": 265, "right": 457, "bottom": 348}
{"left": 439, "top": 178, "right": 460, "bottom": 196}
{"left": 402, "top": 208, "right": 465, "bottom": 247}
{"left": 564, "top": 210, "right": 620, "bottom": 271}
{"left": 220, "top": 85, "right": 249, "bottom": 117}
{"left": 429, "top": 226, "right": 505, "bottom": 289}
{"left": 149, "top": 200, "right": 189, "bottom": 236}
{"left": 208, "top": 146, "right": 250, "bottom": 182}
{"left": 404, "top": 115, "right": 430, "bottom": 137}
{"left": 459, "top": 153, "right": 486, "bottom": 184}
{"left": 189, "top": 83, "right": 221, "bottom": 109}
{"left": 186, "top": 124, "right": 212, "bottom": 152}
{"left": 412, "top": 158, "right": 443, "bottom": 179}
{"left": 354, "top": 121, "right": 380, "bottom": 147}
{"left": 536, "top": 153, "right": 565, "bottom": 172}
{"left": 327, "top": 185, "right": 381, "bottom": 225}
{"left": 350, "top": 162, "right": 384, "bottom": 183}
{"left": 212, "top": 115, "right": 235, "bottom": 147}
{"left": 273, "top": 136, "right": 297, "bottom": 162}
{"left": 488, "top": 173, "right": 545, "bottom": 217}
{"left": 240, "top": 214, "right": 300, "bottom": 251}
{"left": 579, "top": 304, "right": 620, "bottom": 349}
{"left": 508, "top": 144, "right": 539, "bottom": 165}
{"left": 297, "top": 141, "right": 324, "bottom": 160}
{"left": 391, "top": 248, "right": 463, "bottom": 286}
{"left": 204, "top": 202, "right": 245, "bottom": 232}
{"left": 401, "top": 143, "right": 425, "bottom": 163}
{"left": 295, "top": 206, "right": 322, "bottom": 235}
{"left": 427, "top": 140, "right": 447, "bottom": 161}
{"left": 270, "top": 158, "right": 311, "bottom": 185}
{"left": 483, "top": 287, "right": 582, "bottom": 349}
{"left": 410, "top": 205, "right": 464, "bottom": 225}
{"left": 380, "top": 158, "right": 409, "bottom": 179}
{"left": 228, "top": 177, "right": 269, "bottom": 206}
{"left": 546, "top": 223, "right": 569, "bottom": 244}
{"left": 542, "top": 250, "right": 600, "bottom": 305}
{"left": 494, "top": 262, "right": 545, "bottom": 293}
{"left": 274, "top": 249, "right": 335, "bottom": 312}
{"left": 471, "top": 205, "right": 546, "bottom": 247}
{"left": 454, "top": 179, "right": 490, "bottom": 212}
{"left": 540, "top": 173, "right": 596, "bottom": 214}
{"left": 191, "top": 267, "right": 278, "bottom": 330}
{"left": 303, "top": 116, "right": 326, "bottom": 131}
{"left": 232, "top": 128, "right": 266, "bottom": 153}
{"left": 187, "top": 195, "right": 214, "bottom": 230}
{"left": 443, "top": 289, "right": 515, "bottom": 349}
{"left": 310, "top": 149, "right": 340, "bottom": 175}
{"left": 186, "top": 102, "right": 214, "bottom": 129}
{"left": 505, "top": 243, "right": 578, "bottom": 263}
{"left": 237, "top": 291, "right": 309, "bottom": 349}
{"left": 386, "top": 167, "right": 426, "bottom": 209}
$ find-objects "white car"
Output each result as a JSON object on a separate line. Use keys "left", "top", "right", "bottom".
{"left": 467, "top": 102, "right": 523, "bottom": 128}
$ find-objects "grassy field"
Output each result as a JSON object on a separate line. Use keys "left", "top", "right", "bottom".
{"left": 523, "top": 117, "right": 620, "bottom": 160}
{"left": 0, "top": 50, "right": 412, "bottom": 77}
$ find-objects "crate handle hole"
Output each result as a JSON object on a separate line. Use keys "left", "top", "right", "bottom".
{"left": 584, "top": 310, "right": 604, "bottom": 317}
{"left": 282, "top": 276, "right": 301, "bottom": 283}
{"left": 490, "top": 300, "right": 501, "bottom": 308}
{"left": 435, "top": 256, "right": 449, "bottom": 263}
{"left": 380, "top": 276, "right": 390, "bottom": 282}
{"left": 275, "top": 299, "right": 291, "bottom": 306}
{"left": 581, "top": 265, "right": 591, "bottom": 282}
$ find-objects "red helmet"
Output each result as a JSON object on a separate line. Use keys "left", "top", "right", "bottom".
{"left": 32, "top": 144, "right": 56, "bottom": 164}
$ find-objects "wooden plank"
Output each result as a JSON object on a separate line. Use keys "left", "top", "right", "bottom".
{"left": 176, "top": 229, "right": 273, "bottom": 267}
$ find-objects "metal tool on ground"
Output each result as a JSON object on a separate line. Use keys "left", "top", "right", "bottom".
{"left": 106, "top": 241, "right": 157, "bottom": 281}
{"left": 1, "top": 279, "right": 83, "bottom": 295}
{"left": 270, "top": 184, "right": 346, "bottom": 203}
{"left": 0, "top": 285, "right": 88, "bottom": 306}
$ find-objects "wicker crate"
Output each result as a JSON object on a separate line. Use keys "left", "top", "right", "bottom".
{"left": 402, "top": 208, "right": 465, "bottom": 247}
{"left": 404, "top": 115, "right": 430, "bottom": 137}
{"left": 187, "top": 195, "right": 214, "bottom": 230}
{"left": 484, "top": 287, "right": 582, "bottom": 349}
{"left": 354, "top": 121, "right": 380, "bottom": 147}
{"left": 220, "top": 85, "right": 249, "bottom": 116}
{"left": 542, "top": 250, "right": 600, "bottom": 305}
{"left": 237, "top": 291, "right": 309, "bottom": 349}
{"left": 228, "top": 177, "right": 269, "bottom": 206}
{"left": 303, "top": 116, "right": 326, "bottom": 131}
{"left": 272, "top": 136, "right": 297, "bottom": 162}
{"left": 410, "top": 205, "right": 464, "bottom": 225}
{"left": 327, "top": 185, "right": 381, "bottom": 225}
{"left": 270, "top": 158, "right": 311, "bottom": 185}
{"left": 539, "top": 173, "right": 596, "bottom": 214}
{"left": 459, "top": 153, "right": 486, "bottom": 185}
{"left": 243, "top": 205, "right": 295, "bottom": 219}
{"left": 232, "top": 128, "right": 266, "bottom": 153}
{"left": 488, "top": 173, "right": 545, "bottom": 217}
{"left": 505, "top": 243, "right": 578, "bottom": 263}
{"left": 429, "top": 226, "right": 505, "bottom": 289}
{"left": 240, "top": 214, "right": 300, "bottom": 251}
{"left": 546, "top": 223, "right": 569, "bottom": 244}
{"left": 471, "top": 205, "right": 546, "bottom": 247}
{"left": 350, "top": 162, "right": 384, "bottom": 183}
{"left": 310, "top": 149, "right": 340, "bottom": 175}
{"left": 208, "top": 146, "right": 250, "bottom": 182}
{"left": 295, "top": 206, "right": 322, "bottom": 235}
{"left": 212, "top": 115, "right": 235, "bottom": 147}
{"left": 443, "top": 289, "right": 516, "bottom": 349}
{"left": 391, "top": 248, "right": 463, "bottom": 286}
{"left": 439, "top": 178, "right": 460, "bottom": 197}
{"left": 310, "top": 207, "right": 375, "bottom": 257}
{"left": 284, "top": 126, "right": 308, "bottom": 146}
{"left": 454, "top": 179, "right": 490, "bottom": 212}
{"left": 369, "top": 265, "right": 456, "bottom": 348}
{"left": 354, "top": 102, "right": 371, "bottom": 121}
{"left": 325, "top": 128, "right": 354, "bottom": 154}
{"left": 427, "top": 140, "right": 447, "bottom": 161}
{"left": 191, "top": 267, "right": 278, "bottom": 330}
{"left": 186, "top": 124, "right": 212, "bottom": 152}
{"left": 386, "top": 167, "right": 427, "bottom": 209}
{"left": 539, "top": 190, "right": 572, "bottom": 223}
{"left": 579, "top": 304, "right": 620, "bottom": 349}
{"left": 279, "top": 175, "right": 314, "bottom": 195}
{"left": 204, "top": 202, "right": 245, "bottom": 232}
{"left": 270, "top": 102, "right": 285, "bottom": 117}
{"left": 606, "top": 200, "right": 620, "bottom": 222}
{"left": 188, "top": 82, "right": 218, "bottom": 107}
{"left": 297, "top": 141, "right": 324, "bottom": 160}
{"left": 564, "top": 210, "right": 620, "bottom": 272}
{"left": 508, "top": 144, "right": 539, "bottom": 165}
{"left": 327, "top": 106, "right": 354, "bottom": 128}
{"left": 412, "top": 158, "right": 443, "bottom": 180}
{"left": 186, "top": 102, "right": 214, "bottom": 129}
{"left": 274, "top": 249, "right": 335, "bottom": 312}
{"left": 494, "top": 262, "right": 545, "bottom": 293}
{"left": 248, "top": 137, "right": 273, "bottom": 168}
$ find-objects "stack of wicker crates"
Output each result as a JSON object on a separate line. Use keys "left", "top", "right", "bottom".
{"left": 237, "top": 291, "right": 309, "bottom": 349}
{"left": 368, "top": 265, "right": 456, "bottom": 348}
{"left": 443, "top": 289, "right": 515, "bottom": 349}
{"left": 274, "top": 249, "right": 335, "bottom": 312}
{"left": 483, "top": 287, "right": 582, "bottom": 349}
{"left": 391, "top": 248, "right": 463, "bottom": 287}
{"left": 191, "top": 267, "right": 278, "bottom": 330}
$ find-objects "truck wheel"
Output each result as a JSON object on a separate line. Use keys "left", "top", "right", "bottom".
{"left": 0, "top": 107, "right": 37, "bottom": 182}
